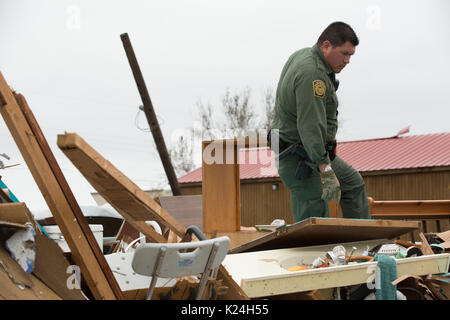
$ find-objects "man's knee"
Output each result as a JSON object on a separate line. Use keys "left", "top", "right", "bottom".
{"left": 340, "top": 184, "right": 370, "bottom": 219}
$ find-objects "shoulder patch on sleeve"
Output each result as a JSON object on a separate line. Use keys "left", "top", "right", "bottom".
{"left": 313, "top": 80, "right": 326, "bottom": 98}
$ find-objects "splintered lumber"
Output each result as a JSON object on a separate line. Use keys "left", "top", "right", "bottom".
{"left": 0, "top": 72, "right": 122, "bottom": 300}
{"left": 57, "top": 133, "right": 249, "bottom": 299}
{"left": 57, "top": 132, "right": 186, "bottom": 240}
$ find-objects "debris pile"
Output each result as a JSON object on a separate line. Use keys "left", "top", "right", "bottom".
{"left": 0, "top": 69, "right": 449, "bottom": 300}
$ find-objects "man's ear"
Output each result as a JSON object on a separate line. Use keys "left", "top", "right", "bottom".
{"left": 321, "top": 40, "right": 332, "bottom": 50}
{"left": 320, "top": 40, "right": 333, "bottom": 57}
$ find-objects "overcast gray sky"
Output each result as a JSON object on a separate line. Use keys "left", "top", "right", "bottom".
{"left": 0, "top": 0, "right": 449, "bottom": 213}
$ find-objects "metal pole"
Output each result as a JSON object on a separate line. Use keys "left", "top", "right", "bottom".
{"left": 196, "top": 242, "right": 220, "bottom": 300}
{"left": 146, "top": 246, "right": 167, "bottom": 300}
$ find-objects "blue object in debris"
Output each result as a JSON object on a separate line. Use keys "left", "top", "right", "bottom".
{"left": 374, "top": 254, "right": 398, "bottom": 300}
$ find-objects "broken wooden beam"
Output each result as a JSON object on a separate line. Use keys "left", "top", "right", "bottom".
{"left": 57, "top": 132, "right": 186, "bottom": 240}
{"left": 57, "top": 133, "right": 249, "bottom": 300}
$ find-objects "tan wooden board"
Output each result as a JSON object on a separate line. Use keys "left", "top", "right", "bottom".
{"left": 202, "top": 140, "right": 240, "bottom": 233}
{"left": 0, "top": 74, "right": 122, "bottom": 299}
{"left": 230, "top": 217, "right": 421, "bottom": 253}
{"left": 0, "top": 187, "right": 13, "bottom": 203}
{"left": 370, "top": 200, "right": 450, "bottom": 219}
{"left": 0, "top": 202, "right": 34, "bottom": 225}
{"left": 57, "top": 132, "right": 185, "bottom": 241}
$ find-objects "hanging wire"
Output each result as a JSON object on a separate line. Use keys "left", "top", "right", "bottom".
{"left": 134, "top": 105, "right": 165, "bottom": 132}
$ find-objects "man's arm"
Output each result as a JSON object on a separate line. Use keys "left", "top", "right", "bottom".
{"left": 294, "top": 72, "right": 330, "bottom": 171}
{"left": 294, "top": 71, "right": 340, "bottom": 201}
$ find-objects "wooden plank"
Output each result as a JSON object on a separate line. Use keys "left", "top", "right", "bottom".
{"left": 0, "top": 187, "right": 12, "bottom": 203}
{"left": 205, "top": 230, "right": 271, "bottom": 251}
{"left": 419, "top": 232, "right": 434, "bottom": 255}
{"left": 14, "top": 91, "right": 123, "bottom": 299}
{"left": 230, "top": 217, "right": 421, "bottom": 253}
{"left": 57, "top": 132, "right": 185, "bottom": 239}
{"left": 216, "top": 265, "right": 249, "bottom": 300}
{"left": 371, "top": 200, "right": 450, "bottom": 219}
{"left": 202, "top": 140, "right": 240, "bottom": 233}
{"left": 0, "top": 202, "right": 33, "bottom": 225}
{"left": 0, "top": 74, "right": 121, "bottom": 300}
{"left": 328, "top": 200, "right": 339, "bottom": 218}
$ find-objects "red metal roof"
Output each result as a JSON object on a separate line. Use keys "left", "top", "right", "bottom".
{"left": 337, "top": 132, "right": 450, "bottom": 172}
{"left": 178, "top": 132, "right": 450, "bottom": 183}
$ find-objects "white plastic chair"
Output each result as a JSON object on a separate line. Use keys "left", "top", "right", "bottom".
{"left": 131, "top": 227, "right": 230, "bottom": 300}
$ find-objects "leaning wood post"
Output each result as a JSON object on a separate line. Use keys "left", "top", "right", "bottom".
{"left": 120, "top": 32, "right": 182, "bottom": 196}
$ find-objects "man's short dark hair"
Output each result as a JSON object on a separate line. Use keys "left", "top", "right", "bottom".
{"left": 317, "top": 22, "right": 359, "bottom": 47}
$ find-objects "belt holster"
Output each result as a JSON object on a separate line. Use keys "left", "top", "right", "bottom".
{"left": 326, "top": 140, "right": 337, "bottom": 161}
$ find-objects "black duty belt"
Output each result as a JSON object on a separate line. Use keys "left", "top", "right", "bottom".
{"left": 268, "top": 129, "right": 337, "bottom": 180}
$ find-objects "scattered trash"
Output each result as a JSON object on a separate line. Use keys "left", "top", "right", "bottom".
{"left": 5, "top": 225, "right": 36, "bottom": 274}
{"left": 288, "top": 265, "right": 311, "bottom": 272}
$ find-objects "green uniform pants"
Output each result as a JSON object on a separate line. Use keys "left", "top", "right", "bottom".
{"left": 277, "top": 153, "right": 370, "bottom": 223}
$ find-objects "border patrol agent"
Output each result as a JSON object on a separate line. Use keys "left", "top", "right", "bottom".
{"left": 270, "top": 22, "right": 370, "bottom": 223}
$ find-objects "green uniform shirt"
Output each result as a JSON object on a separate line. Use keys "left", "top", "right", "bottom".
{"left": 272, "top": 44, "right": 339, "bottom": 170}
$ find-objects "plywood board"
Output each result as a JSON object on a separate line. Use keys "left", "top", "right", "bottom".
{"left": 205, "top": 231, "right": 271, "bottom": 251}
{"left": 156, "top": 195, "right": 203, "bottom": 230}
{"left": 33, "top": 233, "right": 86, "bottom": 300}
{"left": 0, "top": 242, "right": 61, "bottom": 300}
{"left": 0, "top": 74, "right": 122, "bottom": 299}
{"left": 230, "top": 217, "right": 421, "bottom": 253}
{"left": 57, "top": 132, "right": 185, "bottom": 241}
{"left": 202, "top": 140, "right": 240, "bottom": 233}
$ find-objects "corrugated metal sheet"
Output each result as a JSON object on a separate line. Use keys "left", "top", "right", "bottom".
{"left": 178, "top": 132, "right": 450, "bottom": 183}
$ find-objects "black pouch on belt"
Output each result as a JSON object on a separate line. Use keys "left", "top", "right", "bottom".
{"left": 326, "top": 140, "right": 337, "bottom": 161}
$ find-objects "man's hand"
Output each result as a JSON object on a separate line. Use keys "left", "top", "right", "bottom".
{"left": 320, "top": 167, "right": 341, "bottom": 202}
